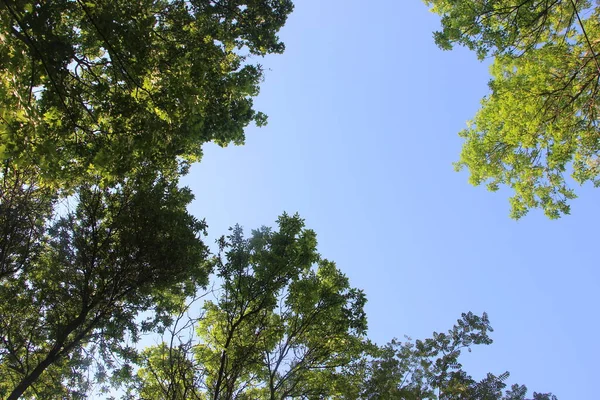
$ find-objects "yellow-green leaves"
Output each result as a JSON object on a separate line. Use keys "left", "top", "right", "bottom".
{"left": 427, "top": 0, "right": 600, "bottom": 218}
{"left": 134, "top": 214, "right": 367, "bottom": 399}
{"left": 42, "top": 107, "right": 62, "bottom": 128}
{"left": 0, "top": 0, "right": 293, "bottom": 190}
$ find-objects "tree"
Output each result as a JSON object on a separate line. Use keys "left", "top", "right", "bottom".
{"left": 129, "top": 216, "right": 557, "bottom": 400}
{"left": 424, "top": 0, "right": 600, "bottom": 218}
{"left": 132, "top": 214, "right": 368, "bottom": 399}
{"left": 0, "top": 2, "right": 296, "bottom": 396}
{"left": 0, "top": 0, "right": 293, "bottom": 188}
{"left": 359, "top": 312, "right": 557, "bottom": 400}
{"left": 0, "top": 172, "right": 211, "bottom": 399}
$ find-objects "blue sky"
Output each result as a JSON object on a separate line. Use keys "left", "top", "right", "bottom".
{"left": 181, "top": 1, "right": 599, "bottom": 398}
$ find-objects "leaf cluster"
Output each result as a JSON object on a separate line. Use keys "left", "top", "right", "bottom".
{"left": 425, "top": 0, "right": 600, "bottom": 218}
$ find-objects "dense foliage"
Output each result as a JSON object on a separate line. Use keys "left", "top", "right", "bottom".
{"left": 0, "top": 169, "right": 210, "bottom": 399}
{"left": 0, "top": 0, "right": 293, "bottom": 188}
{"left": 0, "top": 0, "right": 294, "bottom": 397}
{"left": 0, "top": 1, "right": 561, "bottom": 398}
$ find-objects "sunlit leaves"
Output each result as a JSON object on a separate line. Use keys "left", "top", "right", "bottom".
{"left": 425, "top": 0, "right": 600, "bottom": 218}
{"left": 134, "top": 214, "right": 368, "bottom": 399}
{"left": 0, "top": 0, "right": 293, "bottom": 188}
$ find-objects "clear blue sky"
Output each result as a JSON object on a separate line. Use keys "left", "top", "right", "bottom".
{"left": 181, "top": 1, "right": 598, "bottom": 398}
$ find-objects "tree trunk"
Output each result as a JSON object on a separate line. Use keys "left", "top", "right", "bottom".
{"left": 7, "top": 354, "right": 57, "bottom": 400}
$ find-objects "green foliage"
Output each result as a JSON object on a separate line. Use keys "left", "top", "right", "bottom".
{"left": 0, "top": 172, "right": 210, "bottom": 399}
{"left": 130, "top": 218, "right": 558, "bottom": 400}
{"left": 133, "top": 214, "right": 368, "bottom": 399}
{"left": 1, "top": 202, "right": 559, "bottom": 399}
{"left": 0, "top": 1, "right": 566, "bottom": 396}
{"left": 0, "top": 1, "right": 294, "bottom": 390}
{"left": 0, "top": 0, "right": 293, "bottom": 188}
{"left": 0, "top": 165, "right": 56, "bottom": 279}
{"left": 425, "top": 0, "right": 600, "bottom": 218}
{"left": 360, "top": 312, "right": 556, "bottom": 400}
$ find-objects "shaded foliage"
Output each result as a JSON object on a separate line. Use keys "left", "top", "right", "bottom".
{"left": 0, "top": 164, "right": 55, "bottom": 279}
{"left": 0, "top": 172, "right": 210, "bottom": 399}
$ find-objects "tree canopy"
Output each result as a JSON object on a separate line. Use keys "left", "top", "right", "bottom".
{"left": 0, "top": 0, "right": 293, "bottom": 188}
{"left": 359, "top": 312, "right": 557, "bottom": 400}
{"left": 425, "top": 0, "right": 600, "bottom": 218}
{"left": 0, "top": 1, "right": 565, "bottom": 398}
{"left": 133, "top": 214, "right": 368, "bottom": 399}
{"left": 126, "top": 216, "right": 556, "bottom": 400}
{"left": 0, "top": 185, "right": 560, "bottom": 398}
{"left": 0, "top": 170, "right": 210, "bottom": 399}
